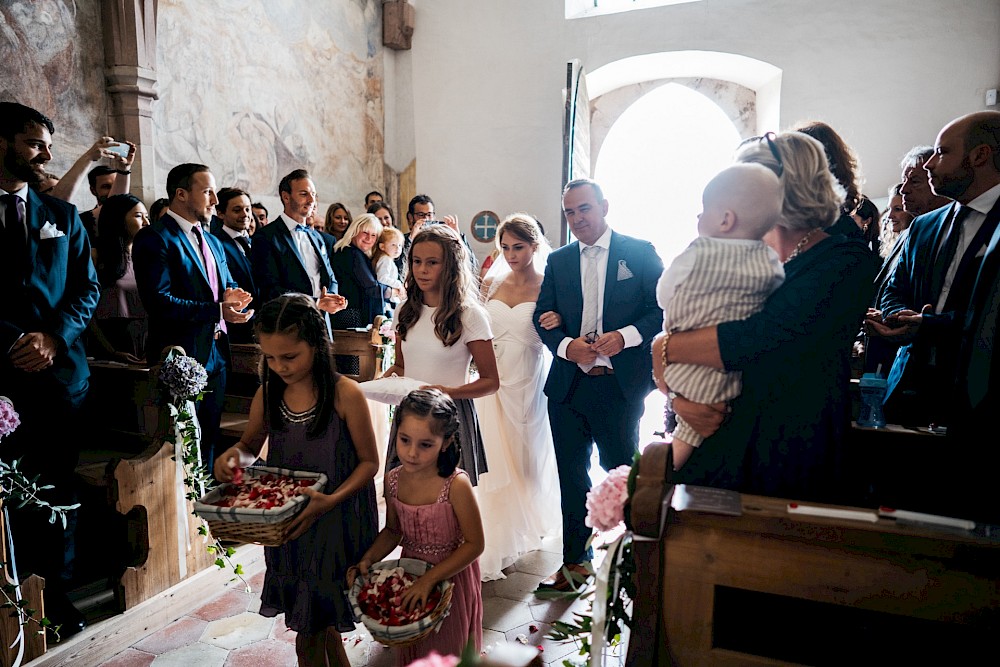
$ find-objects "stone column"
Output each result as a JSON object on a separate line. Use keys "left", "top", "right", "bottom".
{"left": 102, "top": 0, "right": 159, "bottom": 203}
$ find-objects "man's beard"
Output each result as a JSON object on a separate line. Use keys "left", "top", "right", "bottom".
{"left": 932, "top": 157, "right": 975, "bottom": 200}
{"left": 3, "top": 146, "right": 45, "bottom": 184}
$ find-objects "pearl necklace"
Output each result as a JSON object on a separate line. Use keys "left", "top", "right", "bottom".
{"left": 784, "top": 228, "right": 820, "bottom": 264}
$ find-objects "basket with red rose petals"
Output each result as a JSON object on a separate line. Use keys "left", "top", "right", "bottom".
{"left": 348, "top": 558, "right": 454, "bottom": 647}
{"left": 193, "top": 465, "right": 327, "bottom": 546}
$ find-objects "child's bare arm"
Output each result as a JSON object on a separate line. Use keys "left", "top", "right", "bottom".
{"left": 214, "top": 387, "right": 266, "bottom": 481}
{"left": 400, "top": 474, "right": 483, "bottom": 610}
{"left": 349, "top": 501, "right": 403, "bottom": 587}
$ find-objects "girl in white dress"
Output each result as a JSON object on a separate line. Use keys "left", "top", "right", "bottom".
{"left": 382, "top": 224, "right": 499, "bottom": 486}
{"left": 475, "top": 214, "right": 562, "bottom": 580}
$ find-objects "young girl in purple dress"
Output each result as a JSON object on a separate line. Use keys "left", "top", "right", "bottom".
{"left": 350, "top": 388, "right": 484, "bottom": 665}
{"left": 214, "top": 293, "right": 379, "bottom": 666}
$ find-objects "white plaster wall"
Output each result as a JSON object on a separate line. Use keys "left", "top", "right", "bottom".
{"left": 388, "top": 0, "right": 1000, "bottom": 258}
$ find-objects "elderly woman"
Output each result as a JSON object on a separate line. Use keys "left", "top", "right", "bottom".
{"left": 330, "top": 213, "right": 391, "bottom": 327}
{"left": 653, "top": 131, "right": 876, "bottom": 503}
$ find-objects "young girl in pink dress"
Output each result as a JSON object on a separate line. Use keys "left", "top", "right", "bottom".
{"left": 350, "top": 389, "right": 484, "bottom": 665}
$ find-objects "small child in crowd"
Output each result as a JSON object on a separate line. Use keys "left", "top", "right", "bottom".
{"left": 350, "top": 388, "right": 484, "bottom": 666}
{"left": 657, "top": 163, "right": 785, "bottom": 469}
{"left": 372, "top": 225, "right": 406, "bottom": 315}
{"left": 214, "top": 293, "right": 379, "bottom": 667}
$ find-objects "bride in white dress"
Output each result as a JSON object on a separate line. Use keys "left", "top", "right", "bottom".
{"left": 474, "top": 213, "right": 562, "bottom": 581}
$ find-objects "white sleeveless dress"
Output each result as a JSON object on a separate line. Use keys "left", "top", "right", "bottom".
{"left": 473, "top": 297, "right": 562, "bottom": 580}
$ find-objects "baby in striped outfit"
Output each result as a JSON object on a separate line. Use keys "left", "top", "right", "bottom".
{"left": 656, "top": 163, "right": 786, "bottom": 469}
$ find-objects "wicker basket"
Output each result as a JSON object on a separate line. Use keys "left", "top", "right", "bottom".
{"left": 192, "top": 465, "right": 327, "bottom": 547}
{"left": 348, "top": 558, "right": 454, "bottom": 648}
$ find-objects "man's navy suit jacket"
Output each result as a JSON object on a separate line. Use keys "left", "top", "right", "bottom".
{"left": 250, "top": 214, "right": 337, "bottom": 305}
{"left": 534, "top": 231, "right": 663, "bottom": 405}
{"left": 132, "top": 214, "right": 237, "bottom": 370}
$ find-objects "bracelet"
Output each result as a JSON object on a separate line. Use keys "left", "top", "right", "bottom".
{"left": 661, "top": 328, "right": 675, "bottom": 370}
{"left": 116, "top": 169, "right": 131, "bottom": 175}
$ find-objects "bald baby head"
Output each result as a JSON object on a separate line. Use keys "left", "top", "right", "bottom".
{"left": 698, "top": 163, "right": 783, "bottom": 240}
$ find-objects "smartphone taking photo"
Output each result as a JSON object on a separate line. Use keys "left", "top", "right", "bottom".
{"left": 107, "top": 142, "right": 130, "bottom": 159}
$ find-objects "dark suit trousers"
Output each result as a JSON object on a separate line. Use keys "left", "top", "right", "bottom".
{"left": 1, "top": 375, "right": 88, "bottom": 585}
{"left": 196, "top": 341, "right": 228, "bottom": 466}
{"left": 547, "top": 370, "right": 643, "bottom": 563}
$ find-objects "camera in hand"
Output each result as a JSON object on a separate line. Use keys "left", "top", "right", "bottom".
{"left": 424, "top": 219, "right": 444, "bottom": 226}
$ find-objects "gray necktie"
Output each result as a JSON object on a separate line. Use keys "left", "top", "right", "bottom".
{"left": 580, "top": 245, "right": 603, "bottom": 371}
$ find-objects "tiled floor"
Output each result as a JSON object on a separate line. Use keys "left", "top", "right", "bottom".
{"left": 91, "top": 536, "right": 626, "bottom": 667}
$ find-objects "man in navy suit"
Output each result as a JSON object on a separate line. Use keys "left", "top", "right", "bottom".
{"left": 872, "top": 111, "right": 1000, "bottom": 428}
{"left": 250, "top": 169, "right": 345, "bottom": 330}
{"left": 211, "top": 187, "right": 257, "bottom": 344}
{"left": 533, "top": 178, "right": 663, "bottom": 591}
{"left": 0, "top": 102, "right": 100, "bottom": 635}
{"left": 133, "top": 164, "right": 253, "bottom": 465}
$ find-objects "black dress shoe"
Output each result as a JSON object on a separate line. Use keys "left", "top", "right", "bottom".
{"left": 44, "top": 590, "right": 87, "bottom": 641}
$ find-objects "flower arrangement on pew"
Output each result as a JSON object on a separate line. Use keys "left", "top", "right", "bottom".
{"left": 0, "top": 396, "right": 79, "bottom": 647}
{"left": 544, "top": 454, "right": 640, "bottom": 666}
{"left": 154, "top": 351, "right": 249, "bottom": 591}
{"left": 373, "top": 316, "right": 396, "bottom": 377}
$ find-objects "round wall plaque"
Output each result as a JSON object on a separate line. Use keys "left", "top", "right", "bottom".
{"left": 470, "top": 210, "right": 500, "bottom": 243}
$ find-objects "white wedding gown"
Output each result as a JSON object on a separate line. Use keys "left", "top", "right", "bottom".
{"left": 473, "top": 298, "right": 562, "bottom": 581}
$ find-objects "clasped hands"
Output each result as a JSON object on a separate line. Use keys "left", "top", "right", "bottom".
{"left": 535, "top": 310, "right": 625, "bottom": 362}
{"left": 9, "top": 332, "right": 60, "bottom": 372}
{"left": 222, "top": 287, "right": 254, "bottom": 323}
{"left": 865, "top": 304, "right": 931, "bottom": 344}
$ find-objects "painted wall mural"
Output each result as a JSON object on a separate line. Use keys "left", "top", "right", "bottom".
{"left": 0, "top": 0, "right": 111, "bottom": 206}
{"left": 155, "top": 0, "right": 385, "bottom": 207}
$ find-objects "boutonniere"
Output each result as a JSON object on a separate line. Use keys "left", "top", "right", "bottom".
{"left": 39, "top": 221, "right": 65, "bottom": 239}
{"left": 616, "top": 259, "right": 634, "bottom": 281}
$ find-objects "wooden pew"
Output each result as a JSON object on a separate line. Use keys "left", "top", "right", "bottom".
{"left": 625, "top": 442, "right": 1000, "bottom": 666}
{"left": 220, "top": 331, "right": 381, "bottom": 441}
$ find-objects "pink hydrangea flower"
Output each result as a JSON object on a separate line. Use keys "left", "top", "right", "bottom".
{"left": 585, "top": 464, "right": 632, "bottom": 531}
{"left": 0, "top": 396, "right": 20, "bottom": 441}
{"left": 379, "top": 320, "right": 396, "bottom": 341}
{"left": 405, "top": 651, "right": 460, "bottom": 667}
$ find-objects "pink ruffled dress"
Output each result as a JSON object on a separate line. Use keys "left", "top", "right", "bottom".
{"left": 388, "top": 467, "right": 482, "bottom": 665}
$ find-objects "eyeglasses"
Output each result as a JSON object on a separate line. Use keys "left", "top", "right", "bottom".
{"left": 413, "top": 211, "right": 436, "bottom": 220}
{"left": 760, "top": 131, "right": 784, "bottom": 177}
{"left": 584, "top": 329, "right": 598, "bottom": 344}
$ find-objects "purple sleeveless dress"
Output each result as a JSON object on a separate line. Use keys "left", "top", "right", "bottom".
{"left": 258, "top": 382, "right": 378, "bottom": 634}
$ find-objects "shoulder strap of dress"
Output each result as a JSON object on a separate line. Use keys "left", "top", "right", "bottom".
{"left": 438, "top": 469, "right": 464, "bottom": 503}
{"left": 388, "top": 466, "right": 400, "bottom": 498}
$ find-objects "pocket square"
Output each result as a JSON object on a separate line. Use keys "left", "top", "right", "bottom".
{"left": 617, "top": 259, "right": 634, "bottom": 281}
{"left": 39, "top": 221, "right": 65, "bottom": 239}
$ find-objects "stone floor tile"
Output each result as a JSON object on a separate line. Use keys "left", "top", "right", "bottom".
{"left": 268, "top": 614, "right": 297, "bottom": 645}
{"left": 481, "top": 628, "right": 507, "bottom": 651}
{"left": 191, "top": 589, "right": 255, "bottom": 622}
{"left": 511, "top": 549, "right": 564, "bottom": 577}
{"left": 503, "top": 620, "right": 579, "bottom": 665}
{"left": 487, "top": 571, "right": 547, "bottom": 603}
{"left": 528, "top": 595, "right": 591, "bottom": 624}
{"left": 99, "top": 647, "right": 156, "bottom": 667}
{"left": 538, "top": 536, "right": 562, "bottom": 554}
{"left": 202, "top": 612, "right": 274, "bottom": 650}
{"left": 132, "top": 616, "right": 210, "bottom": 655}
{"left": 223, "top": 637, "right": 297, "bottom": 666}
{"left": 150, "top": 642, "right": 229, "bottom": 667}
{"left": 365, "top": 640, "right": 394, "bottom": 667}
{"left": 482, "top": 596, "right": 534, "bottom": 633}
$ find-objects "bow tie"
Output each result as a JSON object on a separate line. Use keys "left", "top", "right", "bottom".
{"left": 295, "top": 224, "right": 310, "bottom": 232}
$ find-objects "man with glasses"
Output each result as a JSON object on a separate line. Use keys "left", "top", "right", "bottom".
{"left": 533, "top": 178, "right": 663, "bottom": 592}
{"left": 401, "top": 193, "right": 479, "bottom": 274}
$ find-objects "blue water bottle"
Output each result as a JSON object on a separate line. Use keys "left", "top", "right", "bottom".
{"left": 857, "top": 372, "right": 888, "bottom": 429}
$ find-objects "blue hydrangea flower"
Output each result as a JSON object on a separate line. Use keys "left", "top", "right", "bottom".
{"left": 160, "top": 356, "right": 209, "bottom": 400}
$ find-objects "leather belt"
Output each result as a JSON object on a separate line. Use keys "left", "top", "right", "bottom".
{"left": 585, "top": 366, "right": 614, "bottom": 376}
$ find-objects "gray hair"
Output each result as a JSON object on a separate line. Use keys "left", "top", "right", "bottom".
{"left": 899, "top": 145, "right": 934, "bottom": 170}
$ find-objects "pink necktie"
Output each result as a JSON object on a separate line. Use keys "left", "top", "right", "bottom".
{"left": 194, "top": 226, "right": 226, "bottom": 334}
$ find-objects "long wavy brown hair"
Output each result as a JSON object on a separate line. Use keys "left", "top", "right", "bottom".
{"left": 395, "top": 224, "right": 477, "bottom": 347}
